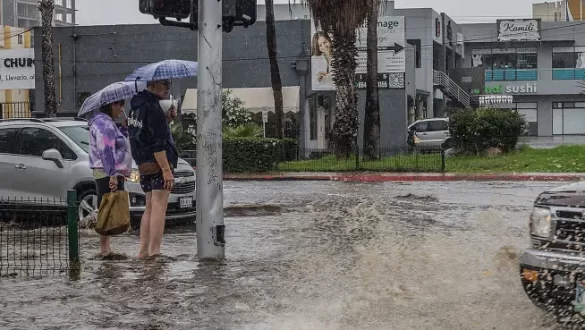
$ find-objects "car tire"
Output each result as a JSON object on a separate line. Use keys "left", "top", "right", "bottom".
{"left": 78, "top": 188, "right": 98, "bottom": 223}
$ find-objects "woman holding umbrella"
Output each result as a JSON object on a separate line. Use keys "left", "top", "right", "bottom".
{"left": 80, "top": 81, "right": 141, "bottom": 256}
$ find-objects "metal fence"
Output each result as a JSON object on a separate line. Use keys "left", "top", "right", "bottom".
{"left": 0, "top": 191, "right": 80, "bottom": 278}
{"left": 179, "top": 145, "right": 445, "bottom": 173}
{"left": 0, "top": 102, "right": 32, "bottom": 119}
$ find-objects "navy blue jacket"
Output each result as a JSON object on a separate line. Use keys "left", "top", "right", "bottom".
{"left": 128, "top": 90, "right": 179, "bottom": 169}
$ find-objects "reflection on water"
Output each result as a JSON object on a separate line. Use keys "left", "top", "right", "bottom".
{"left": 1, "top": 181, "right": 570, "bottom": 329}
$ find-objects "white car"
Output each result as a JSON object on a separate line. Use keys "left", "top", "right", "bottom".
{"left": 0, "top": 117, "right": 196, "bottom": 226}
{"left": 407, "top": 118, "right": 451, "bottom": 151}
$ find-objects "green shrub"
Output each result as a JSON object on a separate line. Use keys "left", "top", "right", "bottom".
{"left": 224, "top": 138, "right": 283, "bottom": 172}
{"left": 449, "top": 108, "right": 527, "bottom": 154}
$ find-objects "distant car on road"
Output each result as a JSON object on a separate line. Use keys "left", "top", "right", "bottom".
{"left": 0, "top": 117, "right": 196, "bottom": 226}
{"left": 407, "top": 118, "right": 451, "bottom": 152}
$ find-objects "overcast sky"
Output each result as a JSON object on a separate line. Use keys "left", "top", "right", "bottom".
{"left": 76, "top": 0, "right": 543, "bottom": 26}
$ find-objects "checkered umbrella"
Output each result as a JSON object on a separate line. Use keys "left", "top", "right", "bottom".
{"left": 124, "top": 59, "right": 199, "bottom": 82}
{"left": 78, "top": 81, "right": 146, "bottom": 117}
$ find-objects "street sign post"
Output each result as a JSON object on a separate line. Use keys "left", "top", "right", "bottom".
{"left": 262, "top": 110, "right": 268, "bottom": 138}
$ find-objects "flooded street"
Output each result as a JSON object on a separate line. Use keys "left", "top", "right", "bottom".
{"left": 0, "top": 181, "right": 571, "bottom": 329}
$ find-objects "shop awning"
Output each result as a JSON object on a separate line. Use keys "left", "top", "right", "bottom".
{"left": 181, "top": 86, "right": 300, "bottom": 114}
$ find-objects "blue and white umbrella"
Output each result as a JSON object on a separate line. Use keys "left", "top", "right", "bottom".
{"left": 78, "top": 80, "right": 146, "bottom": 117}
{"left": 124, "top": 59, "right": 199, "bottom": 82}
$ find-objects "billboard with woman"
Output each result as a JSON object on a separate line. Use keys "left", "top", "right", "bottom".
{"left": 311, "top": 22, "right": 335, "bottom": 91}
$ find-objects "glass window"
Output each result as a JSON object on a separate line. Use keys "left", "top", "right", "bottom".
{"left": 55, "top": 0, "right": 63, "bottom": 6}
{"left": 66, "top": 13, "right": 73, "bottom": 23}
{"left": 0, "top": 128, "right": 20, "bottom": 154}
{"left": 553, "top": 53, "right": 576, "bottom": 68}
{"left": 55, "top": 13, "right": 63, "bottom": 21}
{"left": 427, "top": 120, "right": 448, "bottom": 131}
{"left": 20, "top": 128, "right": 76, "bottom": 159}
{"left": 59, "top": 125, "right": 89, "bottom": 153}
{"left": 517, "top": 54, "right": 537, "bottom": 69}
{"left": 407, "top": 39, "right": 421, "bottom": 68}
{"left": 66, "top": 0, "right": 73, "bottom": 8}
{"left": 413, "top": 121, "right": 429, "bottom": 132}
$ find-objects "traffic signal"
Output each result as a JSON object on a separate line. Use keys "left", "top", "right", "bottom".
{"left": 139, "top": 0, "right": 191, "bottom": 20}
{"left": 139, "top": 0, "right": 257, "bottom": 32}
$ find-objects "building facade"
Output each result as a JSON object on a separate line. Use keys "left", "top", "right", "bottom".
{"left": 1, "top": 0, "right": 76, "bottom": 28}
{"left": 460, "top": 19, "right": 585, "bottom": 136}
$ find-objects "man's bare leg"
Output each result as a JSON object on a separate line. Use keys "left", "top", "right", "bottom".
{"left": 138, "top": 192, "right": 152, "bottom": 259}
{"left": 148, "top": 189, "right": 170, "bottom": 256}
{"left": 99, "top": 235, "right": 111, "bottom": 254}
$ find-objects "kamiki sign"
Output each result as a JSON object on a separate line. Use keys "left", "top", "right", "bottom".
{"left": 471, "top": 83, "right": 538, "bottom": 95}
{"left": 497, "top": 19, "right": 541, "bottom": 41}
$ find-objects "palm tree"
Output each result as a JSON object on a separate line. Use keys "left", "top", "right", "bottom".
{"left": 38, "top": 0, "right": 57, "bottom": 117}
{"left": 302, "top": 0, "right": 369, "bottom": 157}
{"left": 265, "top": 0, "right": 285, "bottom": 139}
{"left": 363, "top": 0, "right": 381, "bottom": 159}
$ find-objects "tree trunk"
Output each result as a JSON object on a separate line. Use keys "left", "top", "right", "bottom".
{"left": 331, "top": 30, "right": 359, "bottom": 158}
{"left": 363, "top": 0, "right": 380, "bottom": 159}
{"left": 39, "top": 0, "right": 57, "bottom": 117}
{"left": 265, "top": 0, "right": 284, "bottom": 139}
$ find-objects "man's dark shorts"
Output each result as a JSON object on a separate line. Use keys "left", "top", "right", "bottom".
{"left": 140, "top": 172, "right": 165, "bottom": 193}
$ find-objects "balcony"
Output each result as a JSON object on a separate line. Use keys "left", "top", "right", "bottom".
{"left": 484, "top": 69, "right": 538, "bottom": 82}
{"left": 552, "top": 69, "right": 585, "bottom": 80}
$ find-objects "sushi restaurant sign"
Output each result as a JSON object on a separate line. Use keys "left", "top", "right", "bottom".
{"left": 472, "top": 83, "right": 538, "bottom": 95}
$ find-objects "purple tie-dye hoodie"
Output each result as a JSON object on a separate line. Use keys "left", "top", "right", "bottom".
{"left": 88, "top": 112, "right": 133, "bottom": 177}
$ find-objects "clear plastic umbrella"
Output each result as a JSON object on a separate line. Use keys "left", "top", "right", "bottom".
{"left": 124, "top": 59, "right": 198, "bottom": 82}
{"left": 78, "top": 81, "right": 146, "bottom": 117}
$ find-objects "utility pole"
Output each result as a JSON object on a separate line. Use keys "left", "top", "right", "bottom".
{"left": 196, "top": 0, "right": 226, "bottom": 261}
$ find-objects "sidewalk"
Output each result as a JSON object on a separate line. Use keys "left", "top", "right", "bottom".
{"left": 224, "top": 172, "right": 585, "bottom": 182}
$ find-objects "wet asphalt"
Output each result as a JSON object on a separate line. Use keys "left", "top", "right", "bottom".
{"left": 0, "top": 181, "right": 575, "bottom": 329}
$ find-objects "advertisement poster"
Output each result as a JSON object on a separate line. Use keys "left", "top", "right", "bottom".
{"left": 0, "top": 48, "right": 35, "bottom": 90}
{"left": 310, "top": 21, "right": 335, "bottom": 91}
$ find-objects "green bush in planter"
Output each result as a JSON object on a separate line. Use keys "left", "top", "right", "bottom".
{"left": 449, "top": 108, "right": 527, "bottom": 155}
{"left": 224, "top": 138, "right": 283, "bottom": 172}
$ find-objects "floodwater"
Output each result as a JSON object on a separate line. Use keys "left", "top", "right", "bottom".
{"left": 0, "top": 181, "right": 574, "bottom": 329}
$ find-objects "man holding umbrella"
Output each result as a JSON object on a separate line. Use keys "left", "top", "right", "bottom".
{"left": 126, "top": 60, "right": 198, "bottom": 259}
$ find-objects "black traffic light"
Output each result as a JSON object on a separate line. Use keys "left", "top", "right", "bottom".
{"left": 139, "top": 0, "right": 256, "bottom": 32}
{"left": 139, "top": 0, "right": 191, "bottom": 20}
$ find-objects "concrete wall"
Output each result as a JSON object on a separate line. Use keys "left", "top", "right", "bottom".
{"left": 33, "top": 20, "right": 308, "bottom": 113}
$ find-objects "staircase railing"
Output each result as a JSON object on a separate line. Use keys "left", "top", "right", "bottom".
{"left": 433, "top": 70, "right": 471, "bottom": 108}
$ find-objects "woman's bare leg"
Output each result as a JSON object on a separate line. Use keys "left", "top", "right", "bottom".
{"left": 138, "top": 192, "right": 153, "bottom": 259}
{"left": 99, "top": 235, "right": 111, "bottom": 254}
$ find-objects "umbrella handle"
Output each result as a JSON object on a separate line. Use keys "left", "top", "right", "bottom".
{"left": 134, "top": 77, "right": 140, "bottom": 92}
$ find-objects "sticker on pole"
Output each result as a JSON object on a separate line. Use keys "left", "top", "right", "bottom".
{"left": 262, "top": 111, "right": 268, "bottom": 123}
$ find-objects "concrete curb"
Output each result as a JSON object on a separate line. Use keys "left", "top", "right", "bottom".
{"left": 224, "top": 173, "right": 585, "bottom": 182}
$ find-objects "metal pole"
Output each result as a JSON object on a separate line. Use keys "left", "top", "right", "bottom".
{"left": 67, "top": 190, "right": 80, "bottom": 275}
{"left": 196, "top": 0, "right": 226, "bottom": 261}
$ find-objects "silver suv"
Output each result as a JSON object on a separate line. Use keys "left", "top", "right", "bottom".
{"left": 0, "top": 117, "right": 196, "bottom": 225}
{"left": 407, "top": 118, "right": 451, "bottom": 151}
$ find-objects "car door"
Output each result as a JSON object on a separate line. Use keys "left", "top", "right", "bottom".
{"left": 412, "top": 121, "right": 431, "bottom": 148}
{"left": 425, "top": 120, "right": 449, "bottom": 148}
{"left": 0, "top": 127, "right": 20, "bottom": 198}
{"left": 11, "top": 127, "right": 73, "bottom": 202}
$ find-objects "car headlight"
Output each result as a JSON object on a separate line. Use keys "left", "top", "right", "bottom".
{"left": 530, "top": 207, "right": 551, "bottom": 238}
{"left": 128, "top": 169, "right": 140, "bottom": 183}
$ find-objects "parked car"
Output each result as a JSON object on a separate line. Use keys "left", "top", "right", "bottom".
{"left": 520, "top": 182, "right": 585, "bottom": 322}
{"left": 0, "top": 117, "right": 196, "bottom": 225}
{"left": 407, "top": 118, "right": 450, "bottom": 152}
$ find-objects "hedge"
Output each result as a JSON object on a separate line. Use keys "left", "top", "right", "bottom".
{"left": 449, "top": 108, "right": 527, "bottom": 154}
{"left": 222, "top": 138, "right": 299, "bottom": 173}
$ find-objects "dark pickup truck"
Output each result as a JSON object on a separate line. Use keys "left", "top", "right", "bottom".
{"left": 520, "top": 182, "right": 585, "bottom": 322}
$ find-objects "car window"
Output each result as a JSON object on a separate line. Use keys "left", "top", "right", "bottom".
{"left": 414, "top": 122, "right": 428, "bottom": 132}
{"left": 19, "top": 127, "right": 76, "bottom": 160}
{"left": 0, "top": 128, "right": 20, "bottom": 154}
{"left": 59, "top": 125, "right": 90, "bottom": 154}
{"left": 427, "top": 120, "right": 449, "bottom": 132}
